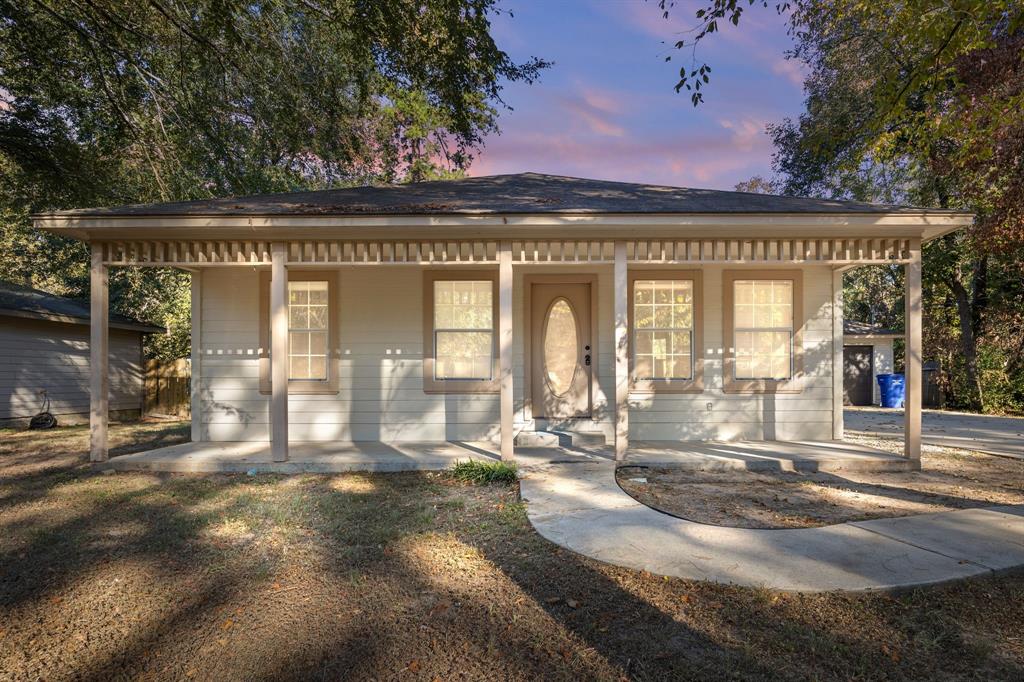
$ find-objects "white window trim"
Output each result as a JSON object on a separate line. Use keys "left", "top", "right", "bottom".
{"left": 287, "top": 280, "right": 330, "bottom": 382}
{"left": 628, "top": 270, "right": 704, "bottom": 394}
{"left": 722, "top": 269, "right": 803, "bottom": 394}
{"left": 422, "top": 270, "right": 499, "bottom": 394}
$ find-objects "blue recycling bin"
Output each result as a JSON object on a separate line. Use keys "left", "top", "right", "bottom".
{"left": 877, "top": 373, "right": 906, "bottom": 408}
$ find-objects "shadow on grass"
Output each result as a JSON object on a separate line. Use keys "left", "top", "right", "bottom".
{"left": 2, "top": 433, "right": 1023, "bottom": 680}
{"left": 617, "top": 463, "right": 1024, "bottom": 529}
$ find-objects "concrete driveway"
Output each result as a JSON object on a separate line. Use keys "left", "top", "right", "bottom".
{"left": 845, "top": 407, "right": 1024, "bottom": 459}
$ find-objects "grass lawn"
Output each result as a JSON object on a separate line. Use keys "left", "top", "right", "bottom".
{"left": 2, "top": 422, "right": 1024, "bottom": 680}
{"left": 618, "top": 445, "right": 1024, "bottom": 529}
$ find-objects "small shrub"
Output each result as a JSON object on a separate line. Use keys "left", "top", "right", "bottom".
{"left": 450, "top": 459, "right": 518, "bottom": 485}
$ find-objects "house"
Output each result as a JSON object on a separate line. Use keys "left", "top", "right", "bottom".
{"left": 31, "top": 173, "right": 972, "bottom": 464}
{"left": 842, "top": 320, "right": 901, "bottom": 406}
{"left": 0, "top": 280, "right": 162, "bottom": 425}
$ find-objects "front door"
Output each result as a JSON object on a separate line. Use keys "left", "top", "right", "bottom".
{"left": 531, "top": 282, "right": 592, "bottom": 419}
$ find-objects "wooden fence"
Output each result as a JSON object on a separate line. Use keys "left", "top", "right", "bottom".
{"left": 144, "top": 358, "right": 191, "bottom": 416}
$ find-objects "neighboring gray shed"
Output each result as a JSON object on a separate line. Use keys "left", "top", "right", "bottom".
{"left": 0, "top": 281, "right": 163, "bottom": 425}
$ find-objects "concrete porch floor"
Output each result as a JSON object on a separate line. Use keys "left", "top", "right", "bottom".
{"left": 98, "top": 438, "right": 911, "bottom": 474}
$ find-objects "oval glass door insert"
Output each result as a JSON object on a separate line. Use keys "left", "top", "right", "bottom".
{"left": 543, "top": 298, "right": 579, "bottom": 396}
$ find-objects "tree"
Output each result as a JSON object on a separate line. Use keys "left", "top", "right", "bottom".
{"left": 733, "top": 176, "right": 775, "bottom": 194}
{"left": 657, "top": 1, "right": 1024, "bottom": 412}
{"left": 1, "top": 0, "right": 548, "bottom": 359}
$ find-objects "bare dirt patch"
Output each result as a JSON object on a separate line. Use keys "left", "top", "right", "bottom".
{"left": 617, "top": 442, "right": 1024, "bottom": 529}
{"left": 3, "top": 423, "right": 1024, "bottom": 680}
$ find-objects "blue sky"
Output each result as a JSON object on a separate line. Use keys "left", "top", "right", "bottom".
{"left": 470, "top": 0, "right": 806, "bottom": 190}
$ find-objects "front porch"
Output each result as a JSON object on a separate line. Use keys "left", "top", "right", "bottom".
{"left": 97, "top": 438, "right": 910, "bottom": 474}
{"left": 74, "top": 233, "right": 929, "bottom": 469}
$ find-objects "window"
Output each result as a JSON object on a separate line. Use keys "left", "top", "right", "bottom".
{"left": 629, "top": 270, "right": 703, "bottom": 393}
{"left": 722, "top": 269, "right": 802, "bottom": 394}
{"left": 433, "top": 280, "right": 493, "bottom": 379}
{"left": 733, "top": 279, "right": 793, "bottom": 380}
{"left": 423, "top": 271, "right": 498, "bottom": 393}
{"left": 633, "top": 279, "right": 693, "bottom": 379}
{"left": 259, "top": 271, "right": 338, "bottom": 395}
{"left": 288, "top": 281, "right": 328, "bottom": 380}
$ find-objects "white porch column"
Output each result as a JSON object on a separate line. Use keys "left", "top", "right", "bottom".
{"left": 89, "top": 242, "right": 109, "bottom": 462}
{"left": 190, "top": 269, "right": 202, "bottom": 443}
{"left": 832, "top": 269, "right": 844, "bottom": 440}
{"left": 613, "top": 241, "right": 629, "bottom": 460}
{"left": 270, "top": 243, "right": 289, "bottom": 462}
{"left": 498, "top": 240, "right": 514, "bottom": 461}
{"left": 904, "top": 238, "right": 923, "bottom": 462}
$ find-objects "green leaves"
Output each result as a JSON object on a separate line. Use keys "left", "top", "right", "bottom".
{"left": 0, "top": 0, "right": 548, "bottom": 359}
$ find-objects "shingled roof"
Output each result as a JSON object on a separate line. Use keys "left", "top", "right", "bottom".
{"left": 43, "top": 172, "right": 958, "bottom": 218}
{"left": 0, "top": 280, "right": 164, "bottom": 333}
{"left": 843, "top": 320, "right": 901, "bottom": 337}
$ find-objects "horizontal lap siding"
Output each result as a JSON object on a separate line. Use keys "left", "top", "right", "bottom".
{"left": 629, "top": 266, "right": 834, "bottom": 441}
{"left": 198, "top": 264, "right": 835, "bottom": 443}
{"left": 199, "top": 268, "right": 501, "bottom": 442}
{"left": 0, "top": 318, "right": 142, "bottom": 421}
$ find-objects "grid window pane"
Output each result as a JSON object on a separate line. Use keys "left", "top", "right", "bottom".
{"left": 287, "top": 281, "right": 329, "bottom": 381}
{"left": 289, "top": 356, "right": 310, "bottom": 379}
{"left": 434, "top": 280, "right": 491, "bottom": 330}
{"left": 633, "top": 279, "right": 694, "bottom": 380}
{"left": 435, "top": 331, "right": 492, "bottom": 379}
{"left": 433, "top": 280, "right": 494, "bottom": 381}
{"left": 309, "top": 331, "right": 327, "bottom": 355}
{"left": 733, "top": 280, "right": 793, "bottom": 380}
{"left": 289, "top": 306, "right": 308, "bottom": 328}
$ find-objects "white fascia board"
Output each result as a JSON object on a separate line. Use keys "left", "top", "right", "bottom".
{"left": 32, "top": 211, "right": 974, "bottom": 242}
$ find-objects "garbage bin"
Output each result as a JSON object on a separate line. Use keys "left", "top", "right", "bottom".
{"left": 877, "top": 373, "right": 906, "bottom": 408}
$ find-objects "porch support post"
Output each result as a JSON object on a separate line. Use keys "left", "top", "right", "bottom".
{"left": 613, "top": 241, "right": 629, "bottom": 460}
{"left": 904, "top": 238, "right": 922, "bottom": 462}
{"left": 832, "top": 268, "right": 844, "bottom": 440}
{"left": 89, "top": 242, "right": 109, "bottom": 462}
{"left": 190, "top": 269, "right": 202, "bottom": 443}
{"left": 270, "top": 243, "right": 289, "bottom": 462}
{"left": 498, "top": 240, "right": 514, "bottom": 461}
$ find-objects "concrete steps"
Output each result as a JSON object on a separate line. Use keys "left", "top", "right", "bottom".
{"left": 514, "top": 429, "right": 608, "bottom": 447}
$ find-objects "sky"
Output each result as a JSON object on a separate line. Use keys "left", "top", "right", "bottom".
{"left": 469, "top": 0, "right": 807, "bottom": 191}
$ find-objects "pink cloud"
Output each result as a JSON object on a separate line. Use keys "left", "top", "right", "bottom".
{"left": 471, "top": 123, "right": 770, "bottom": 189}
{"left": 548, "top": 84, "right": 629, "bottom": 138}
{"left": 718, "top": 117, "right": 771, "bottom": 153}
{"left": 771, "top": 57, "right": 807, "bottom": 87}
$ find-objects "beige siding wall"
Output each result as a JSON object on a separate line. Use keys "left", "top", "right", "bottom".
{"left": 0, "top": 317, "right": 143, "bottom": 422}
{"left": 198, "top": 264, "right": 836, "bottom": 443}
{"left": 630, "top": 266, "right": 836, "bottom": 441}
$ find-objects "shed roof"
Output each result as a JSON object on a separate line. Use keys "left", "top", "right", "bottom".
{"left": 0, "top": 280, "right": 164, "bottom": 333}
{"left": 40, "top": 172, "right": 962, "bottom": 218}
{"left": 843, "top": 320, "right": 902, "bottom": 338}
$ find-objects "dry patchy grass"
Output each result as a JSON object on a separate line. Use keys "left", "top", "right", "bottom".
{"left": 618, "top": 444, "right": 1024, "bottom": 529}
{"left": 2, "top": 423, "right": 1024, "bottom": 680}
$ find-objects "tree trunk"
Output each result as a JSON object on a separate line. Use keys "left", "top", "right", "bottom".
{"left": 949, "top": 267, "right": 984, "bottom": 410}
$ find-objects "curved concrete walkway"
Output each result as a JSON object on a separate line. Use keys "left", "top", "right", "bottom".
{"left": 520, "top": 462, "right": 1024, "bottom": 593}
